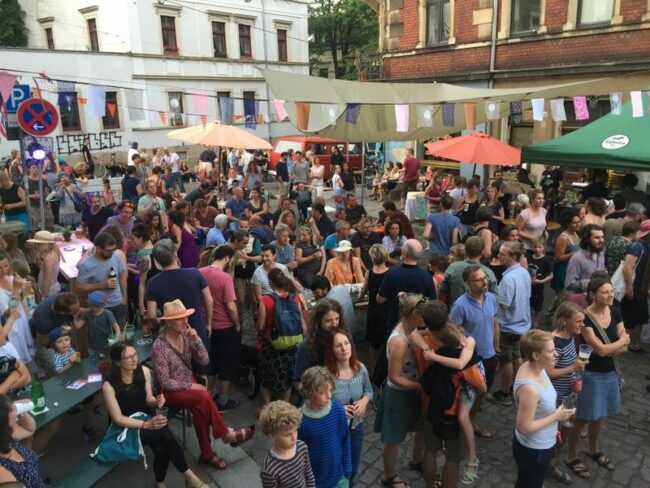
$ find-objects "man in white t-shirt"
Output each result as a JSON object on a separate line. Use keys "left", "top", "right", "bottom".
{"left": 163, "top": 147, "right": 185, "bottom": 192}
{"left": 127, "top": 142, "right": 139, "bottom": 167}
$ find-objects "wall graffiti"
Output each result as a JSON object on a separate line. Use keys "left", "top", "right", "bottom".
{"left": 55, "top": 132, "right": 123, "bottom": 155}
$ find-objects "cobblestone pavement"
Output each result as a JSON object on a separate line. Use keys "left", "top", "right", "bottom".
{"left": 41, "top": 183, "right": 650, "bottom": 487}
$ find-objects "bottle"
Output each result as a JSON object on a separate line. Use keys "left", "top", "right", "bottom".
{"left": 31, "top": 375, "right": 45, "bottom": 413}
{"left": 108, "top": 267, "right": 116, "bottom": 278}
{"left": 22, "top": 282, "right": 37, "bottom": 316}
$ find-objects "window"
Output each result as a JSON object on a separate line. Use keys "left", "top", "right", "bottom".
{"left": 168, "top": 92, "right": 184, "bottom": 126}
{"left": 102, "top": 92, "right": 120, "bottom": 130}
{"left": 277, "top": 29, "right": 288, "bottom": 62}
{"left": 161, "top": 16, "right": 178, "bottom": 55}
{"left": 511, "top": 0, "right": 540, "bottom": 34}
{"left": 578, "top": 0, "right": 614, "bottom": 25}
{"left": 426, "top": 0, "right": 450, "bottom": 45}
{"left": 318, "top": 68, "right": 329, "bottom": 78}
{"left": 59, "top": 93, "right": 81, "bottom": 132}
{"left": 239, "top": 24, "right": 252, "bottom": 58}
{"left": 243, "top": 91, "right": 256, "bottom": 101}
{"left": 44, "top": 27, "right": 54, "bottom": 49}
{"left": 87, "top": 18, "right": 99, "bottom": 51}
{"left": 212, "top": 21, "right": 227, "bottom": 57}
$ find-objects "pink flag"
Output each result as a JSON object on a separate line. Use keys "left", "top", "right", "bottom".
{"left": 631, "top": 91, "right": 643, "bottom": 117}
{"left": 272, "top": 99, "right": 288, "bottom": 122}
{"left": 0, "top": 72, "right": 18, "bottom": 105}
{"left": 572, "top": 96, "right": 589, "bottom": 121}
{"left": 395, "top": 104, "right": 409, "bottom": 132}
{"left": 192, "top": 94, "right": 209, "bottom": 115}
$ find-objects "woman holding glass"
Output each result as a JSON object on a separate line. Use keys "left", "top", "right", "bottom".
{"left": 103, "top": 342, "right": 208, "bottom": 488}
{"left": 547, "top": 302, "right": 587, "bottom": 483}
{"left": 565, "top": 276, "right": 629, "bottom": 477}
{"left": 513, "top": 330, "right": 575, "bottom": 488}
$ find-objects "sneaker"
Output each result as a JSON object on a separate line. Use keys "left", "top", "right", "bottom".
{"left": 217, "top": 398, "right": 241, "bottom": 412}
{"left": 488, "top": 391, "right": 512, "bottom": 406}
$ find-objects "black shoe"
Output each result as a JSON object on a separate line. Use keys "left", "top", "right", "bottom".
{"left": 488, "top": 391, "right": 512, "bottom": 406}
{"left": 217, "top": 399, "right": 240, "bottom": 411}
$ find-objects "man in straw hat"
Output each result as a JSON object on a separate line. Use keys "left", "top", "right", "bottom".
{"left": 151, "top": 299, "right": 254, "bottom": 470}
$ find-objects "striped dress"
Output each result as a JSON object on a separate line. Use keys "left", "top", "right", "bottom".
{"left": 551, "top": 335, "right": 577, "bottom": 403}
{"left": 260, "top": 440, "right": 316, "bottom": 488}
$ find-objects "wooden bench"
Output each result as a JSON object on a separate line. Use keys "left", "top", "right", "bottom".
{"left": 53, "top": 458, "right": 118, "bottom": 488}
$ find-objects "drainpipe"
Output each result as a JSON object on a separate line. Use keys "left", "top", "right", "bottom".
{"left": 484, "top": 0, "right": 499, "bottom": 182}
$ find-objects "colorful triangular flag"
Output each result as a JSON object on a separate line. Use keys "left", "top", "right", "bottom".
{"left": 609, "top": 92, "right": 622, "bottom": 115}
{"left": 442, "top": 103, "right": 455, "bottom": 127}
{"left": 395, "top": 104, "right": 409, "bottom": 132}
{"left": 159, "top": 111, "right": 167, "bottom": 125}
{"left": 573, "top": 96, "right": 589, "bottom": 121}
{"left": 484, "top": 101, "right": 500, "bottom": 120}
{"left": 345, "top": 103, "right": 361, "bottom": 124}
{"left": 295, "top": 102, "right": 310, "bottom": 130}
{"left": 550, "top": 99, "right": 566, "bottom": 122}
{"left": 509, "top": 101, "right": 522, "bottom": 125}
{"left": 531, "top": 98, "right": 545, "bottom": 121}
{"left": 416, "top": 104, "right": 434, "bottom": 128}
{"left": 272, "top": 99, "right": 288, "bottom": 122}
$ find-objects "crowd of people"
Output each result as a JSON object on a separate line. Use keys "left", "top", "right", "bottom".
{"left": 0, "top": 142, "right": 648, "bottom": 488}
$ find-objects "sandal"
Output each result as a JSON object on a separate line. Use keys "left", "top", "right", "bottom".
{"left": 547, "top": 466, "right": 572, "bottom": 484}
{"left": 227, "top": 424, "right": 255, "bottom": 447}
{"left": 201, "top": 456, "right": 227, "bottom": 470}
{"left": 564, "top": 459, "right": 590, "bottom": 478}
{"left": 473, "top": 426, "right": 493, "bottom": 439}
{"left": 585, "top": 451, "right": 615, "bottom": 471}
{"left": 460, "top": 459, "right": 479, "bottom": 485}
{"left": 380, "top": 475, "right": 409, "bottom": 487}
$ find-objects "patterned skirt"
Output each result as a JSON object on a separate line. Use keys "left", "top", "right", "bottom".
{"left": 260, "top": 343, "right": 297, "bottom": 396}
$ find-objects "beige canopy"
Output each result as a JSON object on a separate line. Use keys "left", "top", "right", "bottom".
{"left": 262, "top": 69, "right": 650, "bottom": 142}
{"left": 167, "top": 121, "right": 272, "bottom": 149}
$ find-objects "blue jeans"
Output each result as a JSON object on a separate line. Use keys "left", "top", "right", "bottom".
{"left": 172, "top": 172, "right": 185, "bottom": 192}
{"left": 349, "top": 422, "right": 364, "bottom": 488}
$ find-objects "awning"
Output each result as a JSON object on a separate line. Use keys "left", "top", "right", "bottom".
{"left": 262, "top": 69, "right": 650, "bottom": 142}
{"left": 521, "top": 101, "right": 650, "bottom": 171}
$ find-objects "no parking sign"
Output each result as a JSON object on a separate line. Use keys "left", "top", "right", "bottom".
{"left": 16, "top": 98, "right": 59, "bottom": 136}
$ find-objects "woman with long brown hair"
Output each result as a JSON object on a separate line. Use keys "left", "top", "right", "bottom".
{"left": 325, "top": 330, "right": 372, "bottom": 487}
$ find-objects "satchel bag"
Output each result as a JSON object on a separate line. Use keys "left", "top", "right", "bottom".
{"left": 64, "top": 187, "right": 85, "bottom": 213}
{"left": 610, "top": 257, "right": 639, "bottom": 302}
{"left": 584, "top": 310, "right": 625, "bottom": 391}
{"left": 91, "top": 411, "right": 149, "bottom": 467}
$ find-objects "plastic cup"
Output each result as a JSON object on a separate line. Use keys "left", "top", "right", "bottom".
{"left": 156, "top": 406, "right": 169, "bottom": 418}
{"left": 561, "top": 396, "right": 576, "bottom": 427}
{"left": 578, "top": 344, "right": 593, "bottom": 362}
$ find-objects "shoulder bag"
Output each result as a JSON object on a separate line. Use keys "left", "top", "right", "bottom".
{"left": 91, "top": 411, "right": 149, "bottom": 467}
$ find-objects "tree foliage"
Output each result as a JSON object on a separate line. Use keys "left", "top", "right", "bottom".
{"left": 309, "top": 0, "right": 378, "bottom": 79}
{"left": 0, "top": 0, "right": 28, "bottom": 47}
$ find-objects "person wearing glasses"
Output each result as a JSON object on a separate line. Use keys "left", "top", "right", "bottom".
{"left": 75, "top": 232, "right": 128, "bottom": 327}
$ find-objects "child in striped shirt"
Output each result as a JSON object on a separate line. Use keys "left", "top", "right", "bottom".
{"left": 298, "top": 366, "right": 351, "bottom": 488}
{"left": 49, "top": 327, "right": 80, "bottom": 373}
{"left": 259, "top": 400, "right": 315, "bottom": 488}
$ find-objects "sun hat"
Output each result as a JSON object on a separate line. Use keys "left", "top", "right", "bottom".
{"left": 638, "top": 219, "right": 650, "bottom": 239}
{"left": 88, "top": 291, "right": 108, "bottom": 306}
{"left": 27, "top": 230, "right": 57, "bottom": 244}
{"left": 334, "top": 240, "right": 353, "bottom": 253}
{"left": 160, "top": 299, "right": 195, "bottom": 320}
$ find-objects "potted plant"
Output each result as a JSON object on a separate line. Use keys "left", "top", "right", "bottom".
{"left": 62, "top": 226, "right": 72, "bottom": 242}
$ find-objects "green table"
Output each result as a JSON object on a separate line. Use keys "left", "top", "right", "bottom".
{"left": 35, "top": 332, "right": 152, "bottom": 430}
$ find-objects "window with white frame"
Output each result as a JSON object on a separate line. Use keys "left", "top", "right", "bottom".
{"left": 212, "top": 21, "right": 227, "bottom": 58}
{"left": 239, "top": 24, "right": 252, "bottom": 58}
{"left": 426, "top": 0, "right": 450, "bottom": 45}
{"left": 511, "top": 0, "right": 540, "bottom": 34}
{"left": 277, "top": 29, "right": 288, "bottom": 62}
{"left": 44, "top": 27, "right": 54, "bottom": 49}
{"left": 87, "top": 18, "right": 99, "bottom": 51}
{"left": 578, "top": 0, "right": 614, "bottom": 25}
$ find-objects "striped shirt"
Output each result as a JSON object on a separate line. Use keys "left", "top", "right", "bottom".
{"left": 298, "top": 401, "right": 351, "bottom": 488}
{"left": 260, "top": 440, "right": 316, "bottom": 488}
{"left": 54, "top": 347, "right": 77, "bottom": 373}
{"left": 551, "top": 336, "right": 577, "bottom": 402}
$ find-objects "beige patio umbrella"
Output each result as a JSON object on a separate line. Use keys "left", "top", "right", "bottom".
{"left": 167, "top": 121, "right": 272, "bottom": 149}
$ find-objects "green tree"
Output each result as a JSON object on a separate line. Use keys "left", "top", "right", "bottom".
{"left": 309, "top": 0, "right": 378, "bottom": 79}
{"left": 0, "top": 0, "right": 28, "bottom": 47}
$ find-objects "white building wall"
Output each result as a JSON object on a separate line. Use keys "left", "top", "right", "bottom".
{"left": 3, "top": 0, "right": 310, "bottom": 157}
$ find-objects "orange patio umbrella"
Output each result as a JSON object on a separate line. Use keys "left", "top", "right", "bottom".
{"left": 424, "top": 132, "right": 521, "bottom": 166}
{"left": 167, "top": 121, "right": 272, "bottom": 150}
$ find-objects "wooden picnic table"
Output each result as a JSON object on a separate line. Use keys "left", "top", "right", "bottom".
{"left": 34, "top": 331, "right": 152, "bottom": 430}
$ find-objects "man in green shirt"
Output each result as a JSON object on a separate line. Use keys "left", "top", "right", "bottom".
{"left": 439, "top": 236, "right": 498, "bottom": 306}
{"left": 137, "top": 180, "right": 167, "bottom": 231}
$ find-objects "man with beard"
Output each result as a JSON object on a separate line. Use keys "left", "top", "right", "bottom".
{"left": 565, "top": 224, "right": 606, "bottom": 293}
{"left": 351, "top": 217, "right": 381, "bottom": 271}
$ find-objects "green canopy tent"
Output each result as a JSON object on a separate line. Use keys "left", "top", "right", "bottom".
{"left": 521, "top": 101, "right": 650, "bottom": 171}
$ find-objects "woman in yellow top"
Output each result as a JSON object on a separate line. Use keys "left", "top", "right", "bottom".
{"left": 324, "top": 240, "right": 364, "bottom": 286}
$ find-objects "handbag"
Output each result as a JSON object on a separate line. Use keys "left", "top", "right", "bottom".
{"left": 91, "top": 411, "right": 149, "bottom": 467}
{"left": 583, "top": 310, "right": 625, "bottom": 391}
{"left": 64, "top": 187, "right": 85, "bottom": 213}
{"left": 610, "top": 257, "right": 639, "bottom": 302}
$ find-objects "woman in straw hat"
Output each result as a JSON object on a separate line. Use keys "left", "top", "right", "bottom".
{"left": 151, "top": 300, "right": 254, "bottom": 470}
{"left": 27, "top": 231, "right": 62, "bottom": 299}
{"left": 323, "top": 240, "right": 363, "bottom": 287}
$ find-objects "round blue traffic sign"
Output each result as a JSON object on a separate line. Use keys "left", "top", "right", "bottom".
{"left": 16, "top": 98, "right": 59, "bottom": 136}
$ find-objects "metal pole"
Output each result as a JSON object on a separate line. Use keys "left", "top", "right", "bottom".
{"left": 360, "top": 150, "right": 366, "bottom": 206}
{"left": 38, "top": 162, "right": 45, "bottom": 229}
